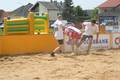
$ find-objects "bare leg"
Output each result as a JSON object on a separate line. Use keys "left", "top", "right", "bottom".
{"left": 74, "top": 42, "right": 78, "bottom": 54}
{"left": 71, "top": 46, "right": 75, "bottom": 54}
{"left": 76, "top": 39, "right": 84, "bottom": 49}
{"left": 51, "top": 44, "right": 63, "bottom": 57}
{"left": 59, "top": 44, "right": 64, "bottom": 53}
{"left": 51, "top": 46, "right": 60, "bottom": 57}
{"left": 76, "top": 35, "right": 88, "bottom": 54}
{"left": 53, "top": 46, "right": 61, "bottom": 53}
{"left": 87, "top": 38, "right": 93, "bottom": 54}
{"left": 71, "top": 39, "right": 76, "bottom": 53}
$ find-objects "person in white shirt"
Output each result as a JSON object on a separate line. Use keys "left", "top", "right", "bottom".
{"left": 77, "top": 20, "right": 99, "bottom": 54}
{"left": 51, "top": 15, "right": 65, "bottom": 57}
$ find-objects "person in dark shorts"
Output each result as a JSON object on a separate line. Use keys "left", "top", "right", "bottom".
{"left": 50, "top": 15, "right": 65, "bottom": 57}
{"left": 57, "top": 40, "right": 64, "bottom": 45}
{"left": 77, "top": 20, "right": 99, "bottom": 54}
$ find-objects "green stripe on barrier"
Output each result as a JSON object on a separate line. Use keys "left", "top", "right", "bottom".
{"left": 35, "top": 21, "right": 45, "bottom": 24}
{"left": 34, "top": 16, "right": 47, "bottom": 20}
{"left": 0, "top": 27, "right": 3, "bottom": 32}
{"left": 7, "top": 21, "right": 29, "bottom": 26}
{"left": 34, "top": 26, "right": 45, "bottom": 30}
{"left": 7, "top": 27, "right": 29, "bottom": 32}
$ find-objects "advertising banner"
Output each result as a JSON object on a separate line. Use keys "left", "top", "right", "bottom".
{"left": 112, "top": 33, "right": 120, "bottom": 48}
{"left": 99, "top": 16, "right": 119, "bottom": 32}
{"left": 64, "top": 34, "right": 110, "bottom": 52}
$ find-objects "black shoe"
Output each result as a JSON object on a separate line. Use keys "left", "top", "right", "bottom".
{"left": 50, "top": 52, "right": 55, "bottom": 57}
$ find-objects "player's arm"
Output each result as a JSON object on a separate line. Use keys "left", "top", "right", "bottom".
{"left": 81, "top": 23, "right": 85, "bottom": 33}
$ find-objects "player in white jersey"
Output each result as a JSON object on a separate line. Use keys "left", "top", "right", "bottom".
{"left": 50, "top": 15, "right": 65, "bottom": 57}
{"left": 77, "top": 20, "right": 99, "bottom": 54}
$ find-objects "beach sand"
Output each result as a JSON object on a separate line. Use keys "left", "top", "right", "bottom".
{"left": 0, "top": 49, "right": 120, "bottom": 80}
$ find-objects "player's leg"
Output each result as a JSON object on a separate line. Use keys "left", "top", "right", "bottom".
{"left": 51, "top": 40, "right": 64, "bottom": 57}
{"left": 75, "top": 35, "right": 87, "bottom": 55}
{"left": 77, "top": 35, "right": 87, "bottom": 48}
{"left": 71, "top": 39, "right": 77, "bottom": 55}
{"left": 87, "top": 36, "right": 93, "bottom": 54}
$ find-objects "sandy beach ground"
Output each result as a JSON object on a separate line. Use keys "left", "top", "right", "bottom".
{"left": 0, "top": 49, "right": 120, "bottom": 80}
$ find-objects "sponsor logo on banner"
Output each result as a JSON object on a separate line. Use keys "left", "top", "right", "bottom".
{"left": 115, "top": 37, "right": 120, "bottom": 45}
{"left": 81, "top": 36, "right": 109, "bottom": 49}
{"left": 112, "top": 33, "right": 120, "bottom": 48}
{"left": 83, "top": 39, "right": 108, "bottom": 44}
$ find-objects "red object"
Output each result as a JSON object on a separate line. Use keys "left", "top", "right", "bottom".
{"left": 64, "top": 28, "right": 82, "bottom": 40}
{"left": 98, "top": 0, "right": 120, "bottom": 9}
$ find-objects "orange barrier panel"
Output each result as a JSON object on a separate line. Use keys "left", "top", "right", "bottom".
{"left": 0, "top": 34, "right": 58, "bottom": 56}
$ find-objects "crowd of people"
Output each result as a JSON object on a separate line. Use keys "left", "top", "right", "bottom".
{"left": 50, "top": 15, "right": 99, "bottom": 57}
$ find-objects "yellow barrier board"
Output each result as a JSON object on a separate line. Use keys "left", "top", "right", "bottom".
{"left": 0, "top": 34, "right": 58, "bottom": 56}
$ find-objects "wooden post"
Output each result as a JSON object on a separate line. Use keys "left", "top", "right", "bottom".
{"left": 4, "top": 17, "right": 7, "bottom": 35}
{"left": 110, "top": 32, "right": 112, "bottom": 49}
{"left": 28, "top": 12, "right": 34, "bottom": 35}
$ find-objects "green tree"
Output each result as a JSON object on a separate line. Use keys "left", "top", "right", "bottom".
{"left": 91, "top": 8, "right": 99, "bottom": 20}
{"left": 73, "top": 6, "right": 85, "bottom": 22}
{"left": 74, "top": 6, "right": 84, "bottom": 16}
{"left": 62, "top": 0, "right": 74, "bottom": 22}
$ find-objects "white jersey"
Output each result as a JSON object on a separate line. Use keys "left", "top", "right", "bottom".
{"left": 51, "top": 19, "right": 64, "bottom": 40}
{"left": 82, "top": 22, "right": 99, "bottom": 36}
